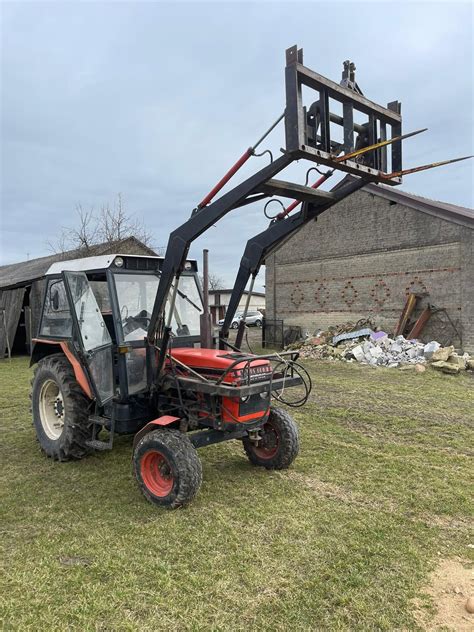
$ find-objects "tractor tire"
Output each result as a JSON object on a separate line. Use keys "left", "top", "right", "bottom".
{"left": 31, "top": 354, "right": 94, "bottom": 461}
{"left": 133, "top": 429, "right": 202, "bottom": 509}
{"left": 243, "top": 407, "right": 299, "bottom": 470}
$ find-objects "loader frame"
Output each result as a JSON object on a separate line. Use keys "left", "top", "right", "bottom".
{"left": 147, "top": 49, "right": 407, "bottom": 379}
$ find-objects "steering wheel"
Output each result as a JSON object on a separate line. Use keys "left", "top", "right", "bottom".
{"left": 135, "top": 310, "right": 151, "bottom": 327}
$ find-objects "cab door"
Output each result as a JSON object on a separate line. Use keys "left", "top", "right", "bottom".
{"left": 63, "top": 271, "right": 115, "bottom": 404}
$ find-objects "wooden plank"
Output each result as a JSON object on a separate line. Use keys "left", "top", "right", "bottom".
{"left": 0, "top": 287, "right": 25, "bottom": 359}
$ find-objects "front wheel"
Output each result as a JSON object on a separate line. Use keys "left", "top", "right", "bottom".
{"left": 243, "top": 407, "right": 299, "bottom": 469}
{"left": 231, "top": 321, "right": 239, "bottom": 329}
{"left": 254, "top": 319, "right": 262, "bottom": 327}
{"left": 133, "top": 429, "right": 202, "bottom": 509}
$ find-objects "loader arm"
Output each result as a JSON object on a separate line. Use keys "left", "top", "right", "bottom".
{"left": 218, "top": 175, "right": 367, "bottom": 348}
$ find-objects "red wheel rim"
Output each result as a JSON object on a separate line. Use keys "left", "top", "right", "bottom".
{"left": 253, "top": 421, "right": 279, "bottom": 459}
{"left": 140, "top": 450, "right": 174, "bottom": 497}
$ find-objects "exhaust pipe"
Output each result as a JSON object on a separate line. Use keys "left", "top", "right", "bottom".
{"left": 200, "top": 249, "right": 213, "bottom": 348}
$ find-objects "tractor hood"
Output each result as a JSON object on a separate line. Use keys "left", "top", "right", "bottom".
{"left": 169, "top": 348, "right": 270, "bottom": 373}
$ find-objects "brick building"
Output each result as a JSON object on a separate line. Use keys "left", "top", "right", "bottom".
{"left": 265, "top": 178, "right": 474, "bottom": 352}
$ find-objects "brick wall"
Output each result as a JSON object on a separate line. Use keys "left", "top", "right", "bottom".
{"left": 460, "top": 226, "right": 474, "bottom": 352}
{"left": 265, "top": 190, "right": 474, "bottom": 351}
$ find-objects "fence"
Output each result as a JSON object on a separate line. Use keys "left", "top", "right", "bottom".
{"left": 262, "top": 319, "right": 303, "bottom": 350}
{"left": 262, "top": 319, "right": 284, "bottom": 349}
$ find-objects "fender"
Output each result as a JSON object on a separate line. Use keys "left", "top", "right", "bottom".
{"left": 31, "top": 339, "right": 94, "bottom": 400}
{"left": 132, "top": 416, "right": 180, "bottom": 452}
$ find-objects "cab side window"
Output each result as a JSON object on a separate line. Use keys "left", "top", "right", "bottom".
{"left": 39, "top": 279, "right": 72, "bottom": 338}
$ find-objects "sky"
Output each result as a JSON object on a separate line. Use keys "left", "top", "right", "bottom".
{"left": 1, "top": 0, "right": 473, "bottom": 291}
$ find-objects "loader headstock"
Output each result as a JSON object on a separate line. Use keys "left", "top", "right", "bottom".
{"left": 284, "top": 45, "right": 403, "bottom": 184}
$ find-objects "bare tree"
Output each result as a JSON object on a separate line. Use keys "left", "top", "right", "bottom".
{"left": 48, "top": 194, "right": 156, "bottom": 254}
{"left": 200, "top": 272, "right": 225, "bottom": 291}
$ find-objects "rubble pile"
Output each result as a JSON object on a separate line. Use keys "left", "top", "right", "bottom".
{"left": 287, "top": 323, "right": 472, "bottom": 374}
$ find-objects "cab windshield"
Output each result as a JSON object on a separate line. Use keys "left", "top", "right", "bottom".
{"left": 113, "top": 273, "right": 203, "bottom": 342}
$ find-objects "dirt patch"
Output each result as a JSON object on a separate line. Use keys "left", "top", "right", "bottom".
{"left": 414, "top": 558, "right": 474, "bottom": 631}
{"left": 284, "top": 471, "right": 357, "bottom": 504}
{"left": 284, "top": 470, "right": 399, "bottom": 513}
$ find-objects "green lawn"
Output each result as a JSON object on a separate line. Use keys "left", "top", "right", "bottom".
{"left": 1, "top": 356, "right": 473, "bottom": 630}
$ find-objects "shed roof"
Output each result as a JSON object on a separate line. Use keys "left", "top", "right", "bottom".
{"left": 209, "top": 289, "right": 266, "bottom": 297}
{"left": 338, "top": 176, "right": 474, "bottom": 228}
{"left": 0, "top": 237, "right": 157, "bottom": 290}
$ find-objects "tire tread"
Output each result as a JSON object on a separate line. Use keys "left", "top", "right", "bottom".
{"left": 31, "top": 353, "right": 93, "bottom": 461}
{"left": 133, "top": 429, "right": 202, "bottom": 509}
{"left": 243, "top": 406, "right": 299, "bottom": 470}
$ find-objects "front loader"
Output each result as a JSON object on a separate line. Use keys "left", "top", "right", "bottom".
{"left": 30, "top": 46, "right": 471, "bottom": 508}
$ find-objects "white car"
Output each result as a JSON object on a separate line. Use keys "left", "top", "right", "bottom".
{"left": 218, "top": 311, "right": 263, "bottom": 329}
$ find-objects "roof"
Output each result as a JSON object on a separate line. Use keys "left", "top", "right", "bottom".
{"left": 338, "top": 175, "right": 474, "bottom": 228}
{"left": 46, "top": 253, "right": 164, "bottom": 275}
{"left": 0, "top": 237, "right": 157, "bottom": 290}
{"left": 209, "top": 289, "right": 265, "bottom": 297}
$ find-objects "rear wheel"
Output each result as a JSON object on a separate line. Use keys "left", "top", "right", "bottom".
{"left": 133, "top": 429, "right": 202, "bottom": 509}
{"left": 243, "top": 407, "right": 299, "bottom": 469}
{"left": 255, "top": 319, "right": 262, "bottom": 327}
{"left": 31, "top": 354, "right": 93, "bottom": 461}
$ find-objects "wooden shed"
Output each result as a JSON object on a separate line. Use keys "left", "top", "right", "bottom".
{"left": 0, "top": 237, "right": 157, "bottom": 358}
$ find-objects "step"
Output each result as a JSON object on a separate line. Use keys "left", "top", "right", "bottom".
{"left": 88, "top": 416, "right": 109, "bottom": 426}
{"left": 86, "top": 439, "right": 112, "bottom": 451}
{"left": 256, "top": 179, "right": 336, "bottom": 203}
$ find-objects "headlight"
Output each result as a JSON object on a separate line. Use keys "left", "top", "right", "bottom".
{"left": 114, "top": 256, "right": 124, "bottom": 268}
{"left": 260, "top": 391, "right": 269, "bottom": 399}
{"left": 240, "top": 395, "right": 249, "bottom": 403}
{"left": 184, "top": 261, "right": 192, "bottom": 271}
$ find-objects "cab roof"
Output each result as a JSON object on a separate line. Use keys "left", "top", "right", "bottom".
{"left": 45, "top": 254, "right": 198, "bottom": 276}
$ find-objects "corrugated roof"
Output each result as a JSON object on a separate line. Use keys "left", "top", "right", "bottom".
{"left": 209, "top": 289, "right": 266, "bottom": 297}
{"left": 0, "top": 237, "right": 157, "bottom": 290}
{"left": 338, "top": 175, "right": 474, "bottom": 228}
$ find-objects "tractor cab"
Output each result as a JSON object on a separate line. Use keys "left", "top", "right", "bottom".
{"left": 33, "top": 253, "right": 203, "bottom": 411}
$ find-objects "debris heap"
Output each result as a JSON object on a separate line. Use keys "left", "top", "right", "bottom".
{"left": 287, "top": 322, "right": 472, "bottom": 374}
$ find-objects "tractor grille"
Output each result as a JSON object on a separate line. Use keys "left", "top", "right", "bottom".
{"left": 125, "top": 257, "right": 160, "bottom": 271}
{"left": 239, "top": 393, "right": 269, "bottom": 416}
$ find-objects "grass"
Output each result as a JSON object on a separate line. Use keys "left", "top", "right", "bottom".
{"left": 1, "top": 355, "right": 473, "bottom": 630}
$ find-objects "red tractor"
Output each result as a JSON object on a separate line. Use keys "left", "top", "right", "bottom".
{"left": 30, "top": 47, "right": 470, "bottom": 508}
{"left": 31, "top": 253, "right": 303, "bottom": 507}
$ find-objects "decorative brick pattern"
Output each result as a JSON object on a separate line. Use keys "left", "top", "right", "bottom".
{"left": 405, "top": 276, "right": 428, "bottom": 296}
{"left": 290, "top": 286, "right": 304, "bottom": 308}
{"left": 314, "top": 282, "right": 329, "bottom": 309}
{"left": 371, "top": 279, "right": 391, "bottom": 310}
{"left": 341, "top": 280, "right": 357, "bottom": 307}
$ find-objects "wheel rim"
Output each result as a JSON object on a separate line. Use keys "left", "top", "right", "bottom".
{"left": 141, "top": 450, "right": 174, "bottom": 497}
{"left": 253, "top": 420, "right": 279, "bottom": 459}
{"left": 39, "top": 379, "right": 65, "bottom": 440}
